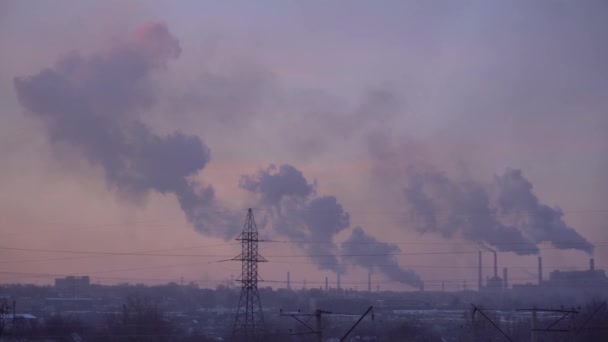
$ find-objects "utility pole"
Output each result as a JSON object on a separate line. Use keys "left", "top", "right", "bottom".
{"left": 232, "top": 209, "right": 267, "bottom": 341}
{"left": 471, "top": 304, "right": 513, "bottom": 342}
{"left": 516, "top": 306, "right": 580, "bottom": 341}
{"left": 531, "top": 307, "right": 537, "bottom": 342}
{"left": 340, "top": 306, "right": 374, "bottom": 342}
{"left": 280, "top": 309, "right": 329, "bottom": 342}
{"left": 281, "top": 306, "right": 374, "bottom": 342}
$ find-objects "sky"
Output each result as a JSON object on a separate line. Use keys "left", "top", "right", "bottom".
{"left": 0, "top": 0, "right": 607, "bottom": 291}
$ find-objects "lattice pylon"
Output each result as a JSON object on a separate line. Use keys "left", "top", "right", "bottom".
{"left": 232, "top": 208, "right": 267, "bottom": 340}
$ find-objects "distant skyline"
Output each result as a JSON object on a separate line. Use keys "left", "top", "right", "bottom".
{"left": 0, "top": 1, "right": 607, "bottom": 290}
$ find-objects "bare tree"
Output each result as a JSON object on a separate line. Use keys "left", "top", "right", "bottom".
{"left": 0, "top": 297, "right": 14, "bottom": 338}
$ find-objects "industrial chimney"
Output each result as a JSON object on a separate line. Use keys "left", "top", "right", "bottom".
{"left": 538, "top": 256, "right": 543, "bottom": 285}
{"left": 493, "top": 251, "right": 498, "bottom": 278}
{"left": 503, "top": 268, "right": 508, "bottom": 290}
{"left": 325, "top": 276, "right": 328, "bottom": 291}
{"left": 478, "top": 251, "right": 483, "bottom": 291}
{"left": 590, "top": 258, "right": 595, "bottom": 271}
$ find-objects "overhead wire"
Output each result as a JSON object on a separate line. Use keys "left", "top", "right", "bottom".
{"left": 0, "top": 242, "right": 605, "bottom": 261}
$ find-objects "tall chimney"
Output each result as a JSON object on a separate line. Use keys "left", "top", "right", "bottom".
{"left": 538, "top": 256, "right": 543, "bottom": 284}
{"left": 590, "top": 258, "right": 595, "bottom": 271}
{"left": 325, "top": 276, "right": 328, "bottom": 291}
{"left": 503, "top": 268, "right": 508, "bottom": 290}
{"left": 493, "top": 251, "right": 498, "bottom": 278}
{"left": 337, "top": 274, "right": 341, "bottom": 291}
{"left": 368, "top": 272, "right": 371, "bottom": 293}
{"left": 478, "top": 251, "right": 483, "bottom": 291}
{"left": 287, "top": 271, "right": 291, "bottom": 290}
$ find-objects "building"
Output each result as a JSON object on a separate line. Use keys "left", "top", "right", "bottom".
{"left": 547, "top": 258, "right": 607, "bottom": 290}
{"left": 54, "top": 276, "right": 91, "bottom": 296}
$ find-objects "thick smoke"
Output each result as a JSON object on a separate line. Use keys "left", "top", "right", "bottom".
{"left": 495, "top": 169, "right": 594, "bottom": 254}
{"left": 404, "top": 168, "right": 593, "bottom": 255}
{"left": 241, "top": 164, "right": 424, "bottom": 286}
{"left": 240, "top": 164, "right": 315, "bottom": 206}
{"left": 342, "top": 227, "right": 423, "bottom": 290}
{"left": 405, "top": 169, "right": 538, "bottom": 254}
{"left": 240, "top": 164, "right": 348, "bottom": 274}
{"left": 13, "top": 21, "right": 239, "bottom": 239}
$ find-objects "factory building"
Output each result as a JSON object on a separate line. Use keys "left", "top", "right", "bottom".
{"left": 546, "top": 258, "right": 607, "bottom": 289}
{"left": 479, "top": 251, "right": 506, "bottom": 291}
{"left": 54, "top": 275, "right": 91, "bottom": 296}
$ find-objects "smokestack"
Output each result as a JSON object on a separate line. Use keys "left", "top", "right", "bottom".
{"left": 478, "top": 251, "right": 483, "bottom": 291}
{"left": 287, "top": 272, "right": 291, "bottom": 290}
{"left": 337, "top": 274, "right": 341, "bottom": 291}
{"left": 538, "top": 256, "right": 543, "bottom": 284}
{"left": 325, "top": 276, "right": 328, "bottom": 291}
{"left": 368, "top": 272, "right": 371, "bottom": 292}
{"left": 590, "top": 258, "right": 595, "bottom": 271}
{"left": 493, "top": 251, "right": 498, "bottom": 278}
{"left": 503, "top": 268, "right": 508, "bottom": 290}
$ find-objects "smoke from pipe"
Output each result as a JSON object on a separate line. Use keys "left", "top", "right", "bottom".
{"left": 241, "top": 164, "right": 423, "bottom": 286}
{"left": 404, "top": 168, "right": 593, "bottom": 255}
{"left": 240, "top": 164, "right": 348, "bottom": 274}
{"left": 13, "top": 21, "right": 240, "bottom": 239}
{"left": 341, "top": 227, "right": 423, "bottom": 290}
{"left": 404, "top": 169, "right": 539, "bottom": 255}
{"left": 495, "top": 169, "right": 593, "bottom": 254}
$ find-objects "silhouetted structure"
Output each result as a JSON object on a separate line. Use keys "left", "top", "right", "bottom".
{"left": 478, "top": 252, "right": 483, "bottom": 291}
{"left": 485, "top": 251, "right": 503, "bottom": 290}
{"left": 232, "top": 209, "right": 267, "bottom": 340}
{"left": 538, "top": 256, "right": 543, "bottom": 284}
{"left": 54, "top": 276, "right": 90, "bottom": 296}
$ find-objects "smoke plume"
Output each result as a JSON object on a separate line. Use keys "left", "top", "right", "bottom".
{"left": 405, "top": 169, "right": 539, "bottom": 254}
{"left": 495, "top": 169, "right": 594, "bottom": 254}
{"left": 239, "top": 164, "right": 315, "bottom": 206}
{"left": 404, "top": 168, "right": 593, "bottom": 255}
{"left": 13, "top": 21, "right": 239, "bottom": 239}
{"left": 342, "top": 227, "right": 423, "bottom": 289}
{"left": 241, "top": 163, "right": 424, "bottom": 286}
{"left": 241, "top": 164, "right": 348, "bottom": 273}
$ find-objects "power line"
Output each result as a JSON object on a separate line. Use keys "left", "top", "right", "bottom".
{"left": 262, "top": 239, "right": 607, "bottom": 246}
{"left": 0, "top": 242, "right": 606, "bottom": 259}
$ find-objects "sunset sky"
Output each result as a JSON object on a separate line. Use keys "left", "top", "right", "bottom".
{"left": 1, "top": 1, "right": 607, "bottom": 291}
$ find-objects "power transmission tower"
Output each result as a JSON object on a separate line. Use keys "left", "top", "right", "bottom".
{"left": 232, "top": 208, "right": 267, "bottom": 341}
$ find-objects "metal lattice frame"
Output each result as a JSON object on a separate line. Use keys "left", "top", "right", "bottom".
{"left": 232, "top": 208, "right": 267, "bottom": 340}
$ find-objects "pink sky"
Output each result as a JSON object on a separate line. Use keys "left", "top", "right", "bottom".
{"left": 0, "top": 0, "right": 607, "bottom": 291}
